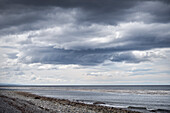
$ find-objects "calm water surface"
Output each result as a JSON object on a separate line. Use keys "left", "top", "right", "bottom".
{"left": 1, "top": 85, "right": 170, "bottom": 113}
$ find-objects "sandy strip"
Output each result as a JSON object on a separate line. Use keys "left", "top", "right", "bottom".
{"left": 0, "top": 90, "right": 141, "bottom": 113}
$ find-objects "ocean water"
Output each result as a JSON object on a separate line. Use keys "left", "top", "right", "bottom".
{"left": 1, "top": 85, "right": 170, "bottom": 113}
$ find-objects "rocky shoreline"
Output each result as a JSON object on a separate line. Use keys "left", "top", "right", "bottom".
{"left": 0, "top": 90, "right": 141, "bottom": 113}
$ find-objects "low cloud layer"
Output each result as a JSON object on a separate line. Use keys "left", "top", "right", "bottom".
{"left": 3, "top": 22, "right": 169, "bottom": 65}
{"left": 0, "top": 0, "right": 170, "bottom": 84}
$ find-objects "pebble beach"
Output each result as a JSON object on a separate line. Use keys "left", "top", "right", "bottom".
{"left": 0, "top": 90, "right": 140, "bottom": 113}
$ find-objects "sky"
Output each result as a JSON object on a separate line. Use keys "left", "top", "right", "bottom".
{"left": 0, "top": 0, "right": 170, "bottom": 85}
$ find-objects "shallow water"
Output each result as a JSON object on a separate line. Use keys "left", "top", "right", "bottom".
{"left": 1, "top": 85, "right": 170, "bottom": 113}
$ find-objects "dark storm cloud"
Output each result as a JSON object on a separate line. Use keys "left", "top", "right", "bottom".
{"left": 1, "top": 0, "right": 170, "bottom": 66}
{"left": 1, "top": 0, "right": 170, "bottom": 34}
{"left": 0, "top": 0, "right": 137, "bottom": 11}
{"left": 0, "top": 0, "right": 130, "bottom": 35}
{"left": 19, "top": 46, "right": 112, "bottom": 66}
{"left": 18, "top": 42, "right": 165, "bottom": 66}
{"left": 0, "top": 6, "right": 43, "bottom": 29}
{"left": 0, "top": 6, "right": 73, "bottom": 35}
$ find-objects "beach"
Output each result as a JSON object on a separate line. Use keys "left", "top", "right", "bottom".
{"left": 1, "top": 0, "right": 170, "bottom": 112}
{"left": 0, "top": 90, "right": 140, "bottom": 113}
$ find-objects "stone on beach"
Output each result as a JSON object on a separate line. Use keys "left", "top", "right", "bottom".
{"left": 0, "top": 90, "right": 141, "bottom": 113}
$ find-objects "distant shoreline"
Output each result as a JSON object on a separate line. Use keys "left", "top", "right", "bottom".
{"left": 1, "top": 84, "right": 170, "bottom": 87}
{"left": 0, "top": 90, "right": 140, "bottom": 113}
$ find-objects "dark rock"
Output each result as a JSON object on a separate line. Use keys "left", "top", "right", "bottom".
{"left": 93, "top": 101, "right": 105, "bottom": 105}
{"left": 157, "top": 109, "right": 170, "bottom": 112}
{"left": 128, "top": 106, "right": 147, "bottom": 110}
{"left": 34, "top": 97, "right": 40, "bottom": 99}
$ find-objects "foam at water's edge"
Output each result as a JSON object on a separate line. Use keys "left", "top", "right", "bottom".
{"left": 128, "top": 106, "right": 170, "bottom": 113}
{"left": 68, "top": 89, "right": 170, "bottom": 95}
{"left": 77, "top": 100, "right": 170, "bottom": 113}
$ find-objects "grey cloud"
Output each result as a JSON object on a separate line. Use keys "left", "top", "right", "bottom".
{"left": 0, "top": 71, "right": 10, "bottom": 76}
{"left": 29, "top": 22, "right": 170, "bottom": 51}
{"left": 1, "top": 0, "right": 170, "bottom": 66}
{"left": 7, "top": 53, "right": 18, "bottom": 59}
{"left": 0, "top": 6, "right": 43, "bottom": 29}
{"left": 19, "top": 46, "right": 112, "bottom": 66}
{"left": 15, "top": 21, "right": 170, "bottom": 66}
{"left": 131, "top": 69, "right": 152, "bottom": 72}
{"left": 110, "top": 52, "right": 149, "bottom": 63}
{"left": 125, "top": 1, "right": 170, "bottom": 23}
{"left": 1, "top": 0, "right": 169, "bottom": 36}
{"left": 0, "top": 6, "right": 79, "bottom": 35}
{"left": 130, "top": 70, "right": 170, "bottom": 76}
{"left": 0, "top": 0, "right": 136, "bottom": 10}
{"left": 15, "top": 71, "right": 24, "bottom": 75}
{"left": 18, "top": 45, "right": 166, "bottom": 65}
{"left": 31, "top": 77, "right": 36, "bottom": 80}
{"left": 2, "top": 22, "right": 170, "bottom": 66}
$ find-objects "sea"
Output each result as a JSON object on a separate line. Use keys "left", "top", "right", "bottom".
{"left": 1, "top": 85, "right": 170, "bottom": 113}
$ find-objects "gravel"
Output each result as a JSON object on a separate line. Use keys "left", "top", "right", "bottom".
{"left": 0, "top": 90, "right": 141, "bottom": 113}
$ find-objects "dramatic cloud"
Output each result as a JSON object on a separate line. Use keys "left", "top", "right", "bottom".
{"left": 5, "top": 22, "right": 168, "bottom": 65}
{"left": 0, "top": 0, "right": 170, "bottom": 84}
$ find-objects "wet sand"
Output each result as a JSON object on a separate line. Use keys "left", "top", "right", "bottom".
{"left": 0, "top": 90, "right": 141, "bottom": 113}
